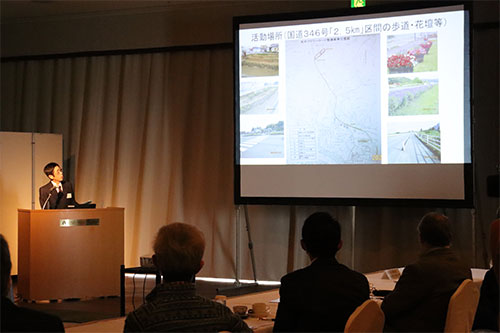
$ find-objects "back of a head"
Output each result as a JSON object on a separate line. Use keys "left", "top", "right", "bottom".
{"left": 302, "top": 212, "right": 341, "bottom": 259}
{"left": 1, "top": 234, "right": 12, "bottom": 298}
{"left": 418, "top": 212, "right": 452, "bottom": 247}
{"left": 153, "top": 223, "right": 205, "bottom": 281}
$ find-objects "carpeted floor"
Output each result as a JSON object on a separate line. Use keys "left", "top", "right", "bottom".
{"left": 13, "top": 275, "right": 278, "bottom": 324}
{"left": 16, "top": 297, "right": 122, "bottom": 323}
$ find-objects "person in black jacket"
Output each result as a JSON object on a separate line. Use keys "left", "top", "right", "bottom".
{"left": 39, "top": 162, "right": 76, "bottom": 209}
{"left": 1, "top": 234, "right": 64, "bottom": 332}
{"left": 472, "top": 218, "right": 499, "bottom": 331}
{"left": 273, "top": 212, "right": 370, "bottom": 332}
{"left": 381, "top": 212, "right": 472, "bottom": 332}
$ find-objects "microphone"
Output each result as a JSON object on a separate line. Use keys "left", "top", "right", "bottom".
{"left": 42, "top": 186, "right": 57, "bottom": 210}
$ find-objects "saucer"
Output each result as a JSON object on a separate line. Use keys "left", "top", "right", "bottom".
{"left": 249, "top": 310, "right": 270, "bottom": 318}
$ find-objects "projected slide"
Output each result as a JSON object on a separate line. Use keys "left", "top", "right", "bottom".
{"left": 238, "top": 6, "right": 467, "bottom": 166}
{"left": 286, "top": 35, "right": 381, "bottom": 164}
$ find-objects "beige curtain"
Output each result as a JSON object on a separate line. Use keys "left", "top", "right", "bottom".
{"left": 1, "top": 48, "right": 295, "bottom": 280}
{"left": 1, "top": 47, "right": 480, "bottom": 281}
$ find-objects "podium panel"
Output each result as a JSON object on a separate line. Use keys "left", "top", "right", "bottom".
{"left": 18, "top": 207, "right": 124, "bottom": 300}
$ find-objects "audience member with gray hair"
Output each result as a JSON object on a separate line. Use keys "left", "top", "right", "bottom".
{"left": 124, "top": 223, "right": 251, "bottom": 332}
{"left": 381, "top": 212, "right": 472, "bottom": 332}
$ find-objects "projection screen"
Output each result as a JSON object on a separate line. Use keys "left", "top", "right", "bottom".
{"left": 234, "top": 2, "right": 472, "bottom": 207}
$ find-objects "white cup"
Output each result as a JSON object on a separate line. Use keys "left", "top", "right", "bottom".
{"left": 214, "top": 295, "right": 227, "bottom": 306}
{"left": 252, "top": 302, "right": 269, "bottom": 317}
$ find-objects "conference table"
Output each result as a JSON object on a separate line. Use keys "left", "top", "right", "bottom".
{"left": 66, "top": 289, "right": 279, "bottom": 333}
{"left": 66, "top": 268, "right": 487, "bottom": 333}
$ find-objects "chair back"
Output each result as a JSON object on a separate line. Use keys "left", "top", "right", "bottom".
{"left": 444, "top": 279, "right": 480, "bottom": 333}
{"left": 344, "top": 299, "right": 384, "bottom": 333}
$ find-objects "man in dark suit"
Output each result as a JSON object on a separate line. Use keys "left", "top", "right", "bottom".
{"left": 381, "top": 212, "right": 472, "bottom": 332}
{"left": 472, "top": 217, "right": 499, "bottom": 331}
{"left": 1, "top": 234, "right": 65, "bottom": 332}
{"left": 273, "top": 212, "right": 370, "bottom": 332}
{"left": 39, "top": 162, "right": 76, "bottom": 209}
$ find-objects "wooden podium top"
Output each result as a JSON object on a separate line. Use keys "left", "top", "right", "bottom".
{"left": 18, "top": 207, "right": 124, "bottom": 213}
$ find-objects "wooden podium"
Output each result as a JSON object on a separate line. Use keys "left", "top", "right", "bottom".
{"left": 17, "top": 207, "right": 124, "bottom": 301}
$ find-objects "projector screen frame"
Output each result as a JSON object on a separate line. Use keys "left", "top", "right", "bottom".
{"left": 233, "top": 1, "right": 474, "bottom": 208}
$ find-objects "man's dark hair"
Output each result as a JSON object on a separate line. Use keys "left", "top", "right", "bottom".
{"left": 1, "top": 234, "right": 12, "bottom": 298}
{"left": 43, "top": 162, "right": 60, "bottom": 178}
{"left": 301, "top": 212, "right": 341, "bottom": 258}
{"left": 418, "top": 212, "right": 452, "bottom": 247}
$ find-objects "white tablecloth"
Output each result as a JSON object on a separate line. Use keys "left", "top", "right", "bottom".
{"left": 67, "top": 289, "right": 280, "bottom": 333}
{"left": 67, "top": 268, "right": 487, "bottom": 332}
{"left": 365, "top": 267, "right": 487, "bottom": 291}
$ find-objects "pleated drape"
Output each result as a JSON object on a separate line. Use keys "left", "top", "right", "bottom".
{"left": 1, "top": 47, "right": 480, "bottom": 281}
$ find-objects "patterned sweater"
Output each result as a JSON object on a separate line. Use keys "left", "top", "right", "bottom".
{"left": 124, "top": 281, "right": 251, "bottom": 332}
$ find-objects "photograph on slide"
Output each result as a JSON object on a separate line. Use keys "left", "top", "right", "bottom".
{"left": 240, "top": 79, "right": 279, "bottom": 115}
{"left": 388, "top": 77, "right": 439, "bottom": 117}
{"left": 387, "top": 32, "right": 438, "bottom": 74}
{"left": 387, "top": 118, "right": 441, "bottom": 164}
{"left": 240, "top": 117, "right": 284, "bottom": 159}
{"left": 241, "top": 44, "right": 279, "bottom": 77}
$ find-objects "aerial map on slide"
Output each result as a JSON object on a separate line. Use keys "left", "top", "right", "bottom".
{"left": 285, "top": 34, "right": 381, "bottom": 164}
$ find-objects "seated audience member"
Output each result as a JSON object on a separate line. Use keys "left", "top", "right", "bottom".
{"left": 0, "top": 234, "right": 64, "bottom": 332}
{"left": 273, "top": 212, "right": 370, "bottom": 332}
{"left": 472, "top": 217, "right": 499, "bottom": 331}
{"left": 124, "top": 223, "right": 251, "bottom": 332}
{"left": 381, "top": 212, "right": 472, "bottom": 332}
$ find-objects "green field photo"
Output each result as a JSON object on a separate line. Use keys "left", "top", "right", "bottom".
{"left": 241, "top": 44, "right": 279, "bottom": 77}
{"left": 388, "top": 78, "right": 439, "bottom": 116}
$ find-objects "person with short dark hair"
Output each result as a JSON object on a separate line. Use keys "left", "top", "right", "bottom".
{"left": 1, "top": 234, "right": 65, "bottom": 332}
{"left": 273, "top": 212, "right": 370, "bottom": 332}
{"left": 39, "top": 162, "right": 76, "bottom": 209}
{"left": 124, "top": 223, "right": 251, "bottom": 332}
{"left": 381, "top": 212, "right": 472, "bottom": 332}
{"left": 417, "top": 212, "right": 452, "bottom": 247}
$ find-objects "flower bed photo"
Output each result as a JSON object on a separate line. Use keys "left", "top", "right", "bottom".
{"left": 387, "top": 54, "right": 414, "bottom": 74}
{"left": 387, "top": 33, "right": 437, "bottom": 73}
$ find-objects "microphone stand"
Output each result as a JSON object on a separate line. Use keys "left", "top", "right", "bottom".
{"left": 42, "top": 187, "right": 56, "bottom": 210}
